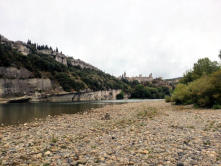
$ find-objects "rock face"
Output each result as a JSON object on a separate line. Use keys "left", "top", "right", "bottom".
{"left": 0, "top": 35, "right": 30, "bottom": 56}
{"left": 0, "top": 78, "right": 53, "bottom": 97}
{"left": 0, "top": 67, "right": 33, "bottom": 79}
{"left": 0, "top": 66, "right": 119, "bottom": 101}
{"left": 68, "top": 57, "right": 100, "bottom": 71}
{"left": 0, "top": 67, "right": 54, "bottom": 97}
{"left": 46, "top": 90, "right": 121, "bottom": 102}
{"left": 0, "top": 34, "right": 100, "bottom": 71}
{"left": 71, "top": 90, "right": 121, "bottom": 101}
{"left": 0, "top": 35, "right": 116, "bottom": 100}
{"left": 13, "top": 41, "right": 30, "bottom": 56}
{"left": 38, "top": 49, "right": 68, "bottom": 66}
{"left": 55, "top": 53, "right": 67, "bottom": 66}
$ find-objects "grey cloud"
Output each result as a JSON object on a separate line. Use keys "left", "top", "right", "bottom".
{"left": 0, "top": 0, "right": 221, "bottom": 78}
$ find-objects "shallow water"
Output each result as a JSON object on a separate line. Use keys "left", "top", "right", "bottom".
{"left": 0, "top": 99, "right": 161, "bottom": 125}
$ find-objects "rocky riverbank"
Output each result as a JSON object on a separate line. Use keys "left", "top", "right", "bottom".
{"left": 0, "top": 89, "right": 122, "bottom": 103}
{"left": 0, "top": 101, "right": 221, "bottom": 165}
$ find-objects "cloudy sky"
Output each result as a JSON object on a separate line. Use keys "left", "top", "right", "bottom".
{"left": 0, "top": 0, "right": 221, "bottom": 78}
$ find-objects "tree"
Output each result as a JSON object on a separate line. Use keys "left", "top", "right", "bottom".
{"left": 193, "top": 58, "right": 219, "bottom": 76}
{"left": 27, "top": 40, "right": 31, "bottom": 45}
{"left": 116, "top": 91, "right": 124, "bottom": 99}
{"left": 219, "top": 50, "right": 221, "bottom": 60}
{"left": 180, "top": 58, "right": 220, "bottom": 84}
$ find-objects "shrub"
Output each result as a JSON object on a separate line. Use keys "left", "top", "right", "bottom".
{"left": 210, "top": 70, "right": 221, "bottom": 104}
{"left": 171, "top": 69, "right": 221, "bottom": 108}
{"left": 165, "top": 96, "right": 171, "bottom": 102}
{"left": 171, "top": 84, "right": 192, "bottom": 105}
{"left": 180, "top": 58, "right": 220, "bottom": 84}
{"left": 129, "top": 84, "right": 168, "bottom": 99}
{"left": 116, "top": 91, "right": 124, "bottom": 100}
{"left": 55, "top": 72, "right": 73, "bottom": 92}
{"left": 130, "top": 84, "right": 150, "bottom": 99}
{"left": 188, "top": 76, "right": 213, "bottom": 107}
{"left": 212, "top": 105, "right": 221, "bottom": 109}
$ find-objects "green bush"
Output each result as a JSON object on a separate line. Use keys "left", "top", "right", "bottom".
{"left": 171, "top": 55, "right": 221, "bottom": 108}
{"left": 171, "top": 84, "right": 192, "bottom": 105}
{"left": 171, "top": 69, "right": 221, "bottom": 108}
{"left": 212, "top": 105, "right": 221, "bottom": 109}
{"left": 188, "top": 76, "right": 213, "bottom": 107}
{"left": 130, "top": 84, "right": 167, "bottom": 99}
{"left": 165, "top": 96, "right": 171, "bottom": 102}
{"left": 55, "top": 72, "right": 74, "bottom": 92}
{"left": 116, "top": 91, "right": 124, "bottom": 100}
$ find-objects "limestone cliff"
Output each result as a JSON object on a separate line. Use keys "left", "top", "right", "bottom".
{"left": 0, "top": 34, "right": 124, "bottom": 101}
{"left": 44, "top": 90, "right": 121, "bottom": 102}
{"left": 0, "top": 34, "right": 99, "bottom": 71}
{"left": 0, "top": 67, "right": 62, "bottom": 98}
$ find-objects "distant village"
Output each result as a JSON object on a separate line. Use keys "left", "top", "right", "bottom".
{"left": 119, "top": 72, "right": 181, "bottom": 88}
{"left": 120, "top": 72, "right": 154, "bottom": 82}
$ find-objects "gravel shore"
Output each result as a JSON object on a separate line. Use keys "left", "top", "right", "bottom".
{"left": 0, "top": 100, "right": 221, "bottom": 166}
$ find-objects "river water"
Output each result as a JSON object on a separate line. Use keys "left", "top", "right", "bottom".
{"left": 0, "top": 99, "right": 161, "bottom": 125}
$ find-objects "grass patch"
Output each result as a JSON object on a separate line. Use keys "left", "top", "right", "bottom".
{"left": 203, "top": 120, "right": 221, "bottom": 132}
{"left": 137, "top": 107, "right": 158, "bottom": 119}
{"left": 170, "top": 125, "right": 184, "bottom": 130}
{"left": 216, "top": 123, "right": 221, "bottom": 128}
{"left": 203, "top": 140, "right": 211, "bottom": 146}
{"left": 114, "top": 119, "right": 136, "bottom": 128}
{"left": 74, "top": 134, "right": 88, "bottom": 141}
{"left": 216, "top": 149, "right": 221, "bottom": 161}
{"left": 186, "top": 125, "right": 195, "bottom": 129}
{"left": 43, "top": 163, "right": 50, "bottom": 166}
{"left": 204, "top": 120, "right": 216, "bottom": 131}
{"left": 51, "top": 134, "right": 58, "bottom": 143}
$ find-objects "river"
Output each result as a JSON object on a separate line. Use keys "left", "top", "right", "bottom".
{"left": 0, "top": 99, "right": 161, "bottom": 125}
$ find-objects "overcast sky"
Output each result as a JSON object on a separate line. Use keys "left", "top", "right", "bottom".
{"left": 0, "top": 0, "right": 221, "bottom": 78}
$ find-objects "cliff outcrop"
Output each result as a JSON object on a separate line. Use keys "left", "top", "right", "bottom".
{"left": 0, "top": 67, "right": 60, "bottom": 98}
{"left": 0, "top": 35, "right": 99, "bottom": 70}
{"left": 0, "top": 34, "right": 124, "bottom": 101}
{"left": 0, "top": 34, "right": 99, "bottom": 71}
{"left": 45, "top": 90, "right": 121, "bottom": 102}
{"left": 0, "top": 78, "right": 53, "bottom": 97}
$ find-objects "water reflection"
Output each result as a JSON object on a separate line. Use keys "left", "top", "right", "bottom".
{"left": 0, "top": 102, "right": 103, "bottom": 125}
{"left": 0, "top": 99, "right": 161, "bottom": 125}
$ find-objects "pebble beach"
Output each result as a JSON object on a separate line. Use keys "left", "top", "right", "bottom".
{"left": 0, "top": 100, "right": 221, "bottom": 166}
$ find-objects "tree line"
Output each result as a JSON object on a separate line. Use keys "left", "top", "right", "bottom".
{"left": 166, "top": 53, "right": 221, "bottom": 109}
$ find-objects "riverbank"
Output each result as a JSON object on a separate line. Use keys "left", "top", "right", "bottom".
{"left": 0, "top": 89, "right": 121, "bottom": 104}
{"left": 0, "top": 101, "right": 221, "bottom": 165}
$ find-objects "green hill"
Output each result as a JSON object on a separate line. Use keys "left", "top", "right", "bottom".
{"left": 0, "top": 35, "right": 128, "bottom": 93}
{"left": 0, "top": 34, "right": 171, "bottom": 100}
